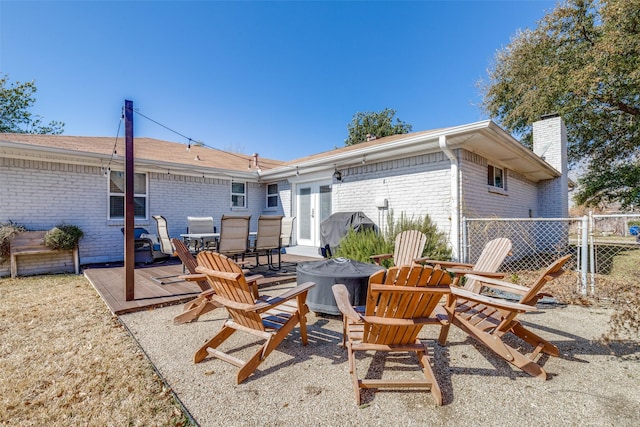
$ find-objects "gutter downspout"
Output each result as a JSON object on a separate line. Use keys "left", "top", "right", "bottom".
{"left": 439, "top": 135, "right": 460, "bottom": 260}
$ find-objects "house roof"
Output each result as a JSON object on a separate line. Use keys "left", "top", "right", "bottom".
{"left": 0, "top": 134, "right": 284, "bottom": 179}
{"left": 0, "top": 119, "right": 561, "bottom": 183}
{"left": 262, "top": 120, "right": 560, "bottom": 182}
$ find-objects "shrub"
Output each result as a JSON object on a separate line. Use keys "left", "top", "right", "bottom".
{"left": 0, "top": 222, "right": 26, "bottom": 262}
{"left": 334, "top": 228, "right": 389, "bottom": 264}
{"left": 384, "top": 211, "right": 451, "bottom": 262}
{"left": 44, "top": 224, "right": 84, "bottom": 250}
{"left": 335, "top": 211, "right": 451, "bottom": 266}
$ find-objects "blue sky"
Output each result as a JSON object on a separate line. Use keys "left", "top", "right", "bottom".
{"left": 1, "top": 0, "right": 557, "bottom": 161}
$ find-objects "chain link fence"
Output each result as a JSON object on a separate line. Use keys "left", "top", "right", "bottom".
{"left": 463, "top": 214, "right": 640, "bottom": 296}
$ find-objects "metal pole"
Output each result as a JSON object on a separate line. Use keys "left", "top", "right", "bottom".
{"left": 580, "top": 215, "right": 588, "bottom": 295}
{"left": 462, "top": 217, "right": 468, "bottom": 263}
{"left": 124, "top": 100, "right": 135, "bottom": 301}
{"left": 588, "top": 211, "right": 596, "bottom": 295}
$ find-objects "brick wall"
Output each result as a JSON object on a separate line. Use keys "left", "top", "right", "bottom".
{"left": 533, "top": 116, "right": 569, "bottom": 218}
{"left": 0, "top": 157, "right": 270, "bottom": 272}
{"left": 332, "top": 152, "right": 453, "bottom": 236}
{"left": 460, "top": 150, "right": 538, "bottom": 218}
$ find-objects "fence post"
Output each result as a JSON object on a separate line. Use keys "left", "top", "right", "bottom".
{"left": 580, "top": 215, "right": 589, "bottom": 295}
{"left": 588, "top": 211, "right": 595, "bottom": 295}
{"left": 462, "top": 217, "right": 468, "bottom": 263}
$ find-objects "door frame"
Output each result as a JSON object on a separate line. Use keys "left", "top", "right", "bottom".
{"left": 294, "top": 179, "right": 333, "bottom": 247}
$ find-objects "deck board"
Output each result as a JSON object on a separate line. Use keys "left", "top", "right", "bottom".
{"left": 84, "top": 254, "right": 317, "bottom": 315}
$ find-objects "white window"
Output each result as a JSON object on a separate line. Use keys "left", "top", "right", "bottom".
{"left": 488, "top": 165, "right": 505, "bottom": 189}
{"left": 108, "top": 171, "right": 148, "bottom": 219}
{"left": 231, "top": 182, "right": 246, "bottom": 208}
{"left": 266, "top": 183, "right": 278, "bottom": 208}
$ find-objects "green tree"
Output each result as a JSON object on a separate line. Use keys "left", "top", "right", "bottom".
{"left": 345, "top": 108, "right": 412, "bottom": 146}
{"left": 480, "top": 0, "right": 640, "bottom": 209}
{"left": 0, "top": 74, "right": 64, "bottom": 134}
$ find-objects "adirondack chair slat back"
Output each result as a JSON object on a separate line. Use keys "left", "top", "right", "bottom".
{"left": 171, "top": 238, "right": 211, "bottom": 292}
{"left": 196, "top": 251, "right": 264, "bottom": 330}
{"left": 519, "top": 254, "right": 571, "bottom": 306}
{"left": 363, "top": 265, "right": 451, "bottom": 345}
{"left": 473, "top": 237, "right": 512, "bottom": 272}
{"left": 463, "top": 237, "right": 512, "bottom": 291}
{"left": 393, "top": 230, "right": 427, "bottom": 267}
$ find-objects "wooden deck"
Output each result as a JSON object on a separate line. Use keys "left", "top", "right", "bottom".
{"left": 84, "top": 254, "right": 317, "bottom": 315}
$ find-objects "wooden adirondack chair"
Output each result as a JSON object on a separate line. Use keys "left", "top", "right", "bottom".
{"left": 440, "top": 254, "right": 571, "bottom": 380}
{"left": 370, "top": 230, "right": 427, "bottom": 267}
{"left": 171, "top": 238, "right": 262, "bottom": 325}
{"left": 416, "top": 237, "right": 512, "bottom": 292}
{"left": 194, "top": 251, "right": 315, "bottom": 384}
{"left": 332, "top": 264, "right": 451, "bottom": 405}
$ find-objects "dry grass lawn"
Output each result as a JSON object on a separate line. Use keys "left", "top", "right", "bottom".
{"left": 0, "top": 274, "right": 188, "bottom": 426}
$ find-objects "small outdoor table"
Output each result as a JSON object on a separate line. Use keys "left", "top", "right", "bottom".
{"left": 296, "top": 258, "right": 384, "bottom": 315}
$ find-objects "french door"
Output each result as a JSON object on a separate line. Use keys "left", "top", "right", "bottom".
{"left": 296, "top": 182, "right": 332, "bottom": 247}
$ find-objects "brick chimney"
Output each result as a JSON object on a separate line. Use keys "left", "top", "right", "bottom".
{"left": 533, "top": 114, "right": 568, "bottom": 218}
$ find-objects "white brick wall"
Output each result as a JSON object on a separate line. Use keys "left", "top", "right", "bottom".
{"left": 332, "top": 152, "right": 453, "bottom": 236}
{"left": 460, "top": 150, "right": 538, "bottom": 218}
{"left": 0, "top": 157, "right": 274, "bottom": 272}
{"left": 533, "top": 116, "right": 569, "bottom": 217}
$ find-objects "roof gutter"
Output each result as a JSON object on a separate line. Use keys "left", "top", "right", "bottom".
{"left": 439, "top": 134, "right": 460, "bottom": 260}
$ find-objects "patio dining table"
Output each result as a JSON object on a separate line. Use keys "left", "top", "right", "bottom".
{"left": 180, "top": 232, "right": 257, "bottom": 253}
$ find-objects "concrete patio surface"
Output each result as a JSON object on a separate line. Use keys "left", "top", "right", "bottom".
{"left": 119, "top": 282, "right": 640, "bottom": 427}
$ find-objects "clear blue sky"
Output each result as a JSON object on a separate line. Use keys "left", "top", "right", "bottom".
{"left": 1, "top": 0, "right": 556, "bottom": 161}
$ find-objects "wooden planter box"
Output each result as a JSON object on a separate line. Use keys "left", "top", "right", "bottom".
{"left": 9, "top": 231, "right": 79, "bottom": 278}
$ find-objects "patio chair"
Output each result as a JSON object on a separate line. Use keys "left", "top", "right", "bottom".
{"left": 440, "top": 254, "right": 571, "bottom": 380}
{"left": 193, "top": 251, "right": 315, "bottom": 384}
{"left": 416, "top": 237, "right": 512, "bottom": 292}
{"left": 280, "top": 216, "right": 295, "bottom": 247}
{"left": 370, "top": 229, "right": 427, "bottom": 267}
{"left": 172, "top": 239, "right": 263, "bottom": 325}
{"left": 217, "top": 215, "right": 251, "bottom": 261}
{"left": 332, "top": 264, "right": 451, "bottom": 405}
{"left": 120, "top": 227, "right": 167, "bottom": 264}
{"left": 149, "top": 216, "right": 183, "bottom": 284}
{"left": 251, "top": 215, "right": 283, "bottom": 270}
{"left": 186, "top": 216, "right": 217, "bottom": 252}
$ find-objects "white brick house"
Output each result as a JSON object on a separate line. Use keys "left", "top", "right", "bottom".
{"left": 0, "top": 116, "right": 567, "bottom": 275}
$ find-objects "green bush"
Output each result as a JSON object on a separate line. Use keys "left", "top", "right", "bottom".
{"left": 384, "top": 211, "right": 452, "bottom": 262}
{"left": 334, "top": 211, "right": 451, "bottom": 267}
{"left": 44, "top": 224, "right": 84, "bottom": 250}
{"left": 334, "top": 228, "right": 389, "bottom": 265}
{"left": 0, "top": 222, "right": 26, "bottom": 262}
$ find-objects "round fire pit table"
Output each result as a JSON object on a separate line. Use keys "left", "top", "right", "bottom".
{"left": 296, "top": 258, "right": 384, "bottom": 315}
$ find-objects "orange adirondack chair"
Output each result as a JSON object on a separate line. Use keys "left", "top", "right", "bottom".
{"left": 440, "top": 254, "right": 572, "bottom": 379}
{"left": 171, "top": 238, "right": 262, "bottom": 325}
{"left": 332, "top": 264, "right": 451, "bottom": 405}
{"left": 193, "top": 251, "right": 315, "bottom": 384}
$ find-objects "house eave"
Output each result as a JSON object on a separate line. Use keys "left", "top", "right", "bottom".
{"left": 0, "top": 139, "right": 260, "bottom": 182}
{"left": 261, "top": 120, "right": 560, "bottom": 182}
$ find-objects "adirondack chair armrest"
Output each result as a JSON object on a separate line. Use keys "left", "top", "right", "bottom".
{"left": 244, "top": 274, "right": 264, "bottom": 284}
{"left": 332, "top": 284, "right": 363, "bottom": 323}
{"left": 250, "top": 281, "right": 315, "bottom": 313}
{"left": 181, "top": 273, "right": 207, "bottom": 282}
{"left": 195, "top": 266, "right": 243, "bottom": 281}
{"left": 414, "top": 258, "right": 474, "bottom": 269}
{"left": 369, "top": 253, "right": 392, "bottom": 264}
{"left": 446, "top": 268, "right": 506, "bottom": 278}
{"left": 451, "top": 287, "right": 537, "bottom": 313}
{"left": 463, "top": 274, "right": 531, "bottom": 295}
